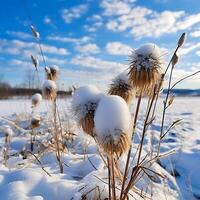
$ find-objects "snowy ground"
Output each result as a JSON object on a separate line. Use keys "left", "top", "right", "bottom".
{"left": 0, "top": 97, "right": 200, "bottom": 200}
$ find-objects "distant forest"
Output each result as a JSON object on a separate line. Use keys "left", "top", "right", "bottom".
{"left": 0, "top": 81, "right": 73, "bottom": 99}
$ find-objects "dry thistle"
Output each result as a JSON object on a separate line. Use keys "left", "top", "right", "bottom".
{"left": 45, "top": 65, "right": 59, "bottom": 81}
{"left": 172, "top": 53, "right": 179, "bottom": 66}
{"left": 30, "top": 25, "right": 40, "bottom": 38}
{"left": 30, "top": 55, "right": 39, "bottom": 70}
{"left": 94, "top": 95, "right": 132, "bottom": 157}
{"left": 42, "top": 80, "right": 57, "bottom": 100}
{"left": 108, "top": 72, "right": 134, "bottom": 105}
{"left": 178, "top": 32, "right": 186, "bottom": 48}
{"left": 72, "top": 85, "right": 103, "bottom": 137}
{"left": 128, "top": 43, "right": 164, "bottom": 96}
{"left": 31, "top": 115, "right": 41, "bottom": 129}
{"left": 31, "top": 93, "right": 42, "bottom": 108}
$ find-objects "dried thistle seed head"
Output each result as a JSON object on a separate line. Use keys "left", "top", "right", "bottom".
{"left": 46, "top": 65, "right": 59, "bottom": 81}
{"left": 108, "top": 72, "right": 134, "bottom": 105}
{"left": 128, "top": 43, "right": 164, "bottom": 96}
{"left": 30, "top": 55, "right": 39, "bottom": 70}
{"left": 30, "top": 25, "right": 40, "bottom": 38}
{"left": 178, "top": 32, "right": 186, "bottom": 48}
{"left": 31, "top": 115, "right": 41, "bottom": 129}
{"left": 31, "top": 93, "right": 42, "bottom": 108}
{"left": 42, "top": 80, "right": 57, "bottom": 100}
{"left": 4, "top": 125, "right": 13, "bottom": 137}
{"left": 172, "top": 53, "right": 179, "bottom": 66}
{"left": 94, "top": 95, "right": 132, "bottom": 156}
{"left": 72, "top": 85, "right": 103, "bottom": 136}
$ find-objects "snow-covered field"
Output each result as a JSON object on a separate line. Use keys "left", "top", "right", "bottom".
{"left": 0, "top": 97, "right": 200, "bottom": 200}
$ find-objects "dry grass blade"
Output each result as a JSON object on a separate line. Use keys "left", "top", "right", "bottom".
{"left": 161, "top": 119, "right": 182, "bottom": 140}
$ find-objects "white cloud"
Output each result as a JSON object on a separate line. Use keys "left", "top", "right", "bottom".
{"left": 130, "top": 11, "right": 184, "bottom": 38}
{"left": 75, "top": 43, "right": 100, "bottom": 54}
{"left": 37, "top": 55, "right": 67, "bottom": 65}
{"left": 0, "top": 39, "right": 69, "bottom": 56}
{"left": 47, "top": 36, "right": 91, "bottom": 44}
{"left": 175, "top": 13, "right": 200, "bottom": 30}
{"left": 6, "top": 31, "right": 32, "bottom": 39}
{"left": 196, "top": 51, "right": 200, "bottom": 56}
{"left": 101, "top": 0, "right": 200, "bottom": 38}
{"left": 106, "top": 41, "right": 132, "bottom": 55}
{"left": 43, "top": 16, "right": 52, "bottom": 24}
{"left": 61, "top": 4, "right": 88, "bottom": 23}
{"left": 101, "top": 0, "right": 133, "bottom": 16}
{"left": 171, "top": 68, "right": 200, "bottom": 89}
{"left": 44, "top": 16, "right": 51, "bottom": 24}
{"left": 179, "top": 42, "right": 200, "bottom": 55}
{"left": 71, "top": 55, "right": 124, "bottom": 72}
{"left": 10, "top": 59, "right": 30, "bottom": 68}
{"left": 84, "top": 14, "right": 103, "bottom": 32}
{"left": 190, "top": 30, "right": 200, "bottom": 38}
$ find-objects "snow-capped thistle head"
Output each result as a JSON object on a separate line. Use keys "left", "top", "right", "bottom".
{"left": 31, "top": 115, "right": 41, "bottom": 129}
{"left": 94, "top": 95, "right": 132, "bottom": 156}
{"left": 42, "top": 80, "right": 57, "bottom": 101}
{"left": 31, "top": 93, "right": 42, "bottom": 108}
{"left": 128, "top": 43, "right": 164, "bottom": 95}
{"left": 30, "top": 25, "right": 40, "bottom": 38}
{"left": 172, "top": 53, "right": 179, "bottom": 66}
{"left": 4, "top": 125, "right": 13, "bottom": 137}
{"left": 72, "top": 85, "right": 103, "bottom": 136}
{"left": 45, "top": 65, "right": 59, "bottom": 81}
{"left": 108, "top": 71, "right": 134, "bottom": 105}
{"left": 178, "top": 32, "right": 186, "bottom": 48}
{"left": 30, "top": 55, "right": 39, "bottom": 70}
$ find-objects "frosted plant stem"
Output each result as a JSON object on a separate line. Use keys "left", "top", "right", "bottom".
{"left": 53, "top": 99, "right": 63, "bottom": 173}
{"left": 110, "top": 145, "right": 116, "bottom": 200}
{"left": 31, "top": 128, "right": 34, "bottom": 151}
{"left": 157, "top": 64, "right": 174, "bottom": 156}
{"left": 107, "top": 157, "right": 112, "bottom": 200}
{"left": 119, "top": 94, "right": 142, "bottom": 200}
{"left": 122, "top": 89, "right": 157, "bottom": 200}
{"left": 136, "top": 90, "right": 156, "bottom": 167}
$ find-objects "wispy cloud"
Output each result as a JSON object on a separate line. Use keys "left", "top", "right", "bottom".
{"left": 75, "top": 43, "right": 100, "bottom": 54}
{"left": 47, "top": 35, "right": 91, "bottom": 44}
{"left": 179, "top": 42, "right": 200, "bottom": 55}
{"left": 0, "top": 39, "right": 69, "bottom": 56}
{"left": 106, "top": 41, "right": 132, "bottom": 55}
{"left": 84, "top": 14, "right": 103, "bottom": 32}
{"left": 6, "top": 31, "right": 32, "bottom": 40}
{"left": 43, "top": 16, "right": 52, "bottom": 24}
{"left": 71, "top": 55, "right": 125, "bottom": 72}
{"left": 190, "top": 30, "right": 200, "bottom": 38}
{"left": 101, "top": 0, "right": 200, "bottom": 38}
{"left": 61, "top": 4, "right": 88, "bottom": 23}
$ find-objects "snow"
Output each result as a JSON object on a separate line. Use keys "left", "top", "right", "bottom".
{"left": 131, "top": 43, "right": 165, "bottom": 70}
{"left": 72, "top": 85, "right": 103, "bottom": 120}
{"left": 42, "top": 80, "right": 56, "bottom": 90}
{"left": 94, "top": 95, "right": 132, "bottom": 144}
{"left": 0, "top": 97, "right": 200, "bottom": 199}
{"left": 31, "top": 94, "right": 42, "bottom": 106}
{"left": 113, "top": 71, "right": 129, "bottom": 85}
{"left": 49, "top": 65, "right": 59, "bottom": 71}
{"left": 42, "top": 80, "right": 57, "bottom": 97}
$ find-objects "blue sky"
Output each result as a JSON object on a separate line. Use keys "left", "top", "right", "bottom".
{"left": 0, "top": 0, "right": 200, "bottom": 89}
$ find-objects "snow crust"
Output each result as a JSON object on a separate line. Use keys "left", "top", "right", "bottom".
{"left": 0, "top": 97, "right": 200, "bottom": 200}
